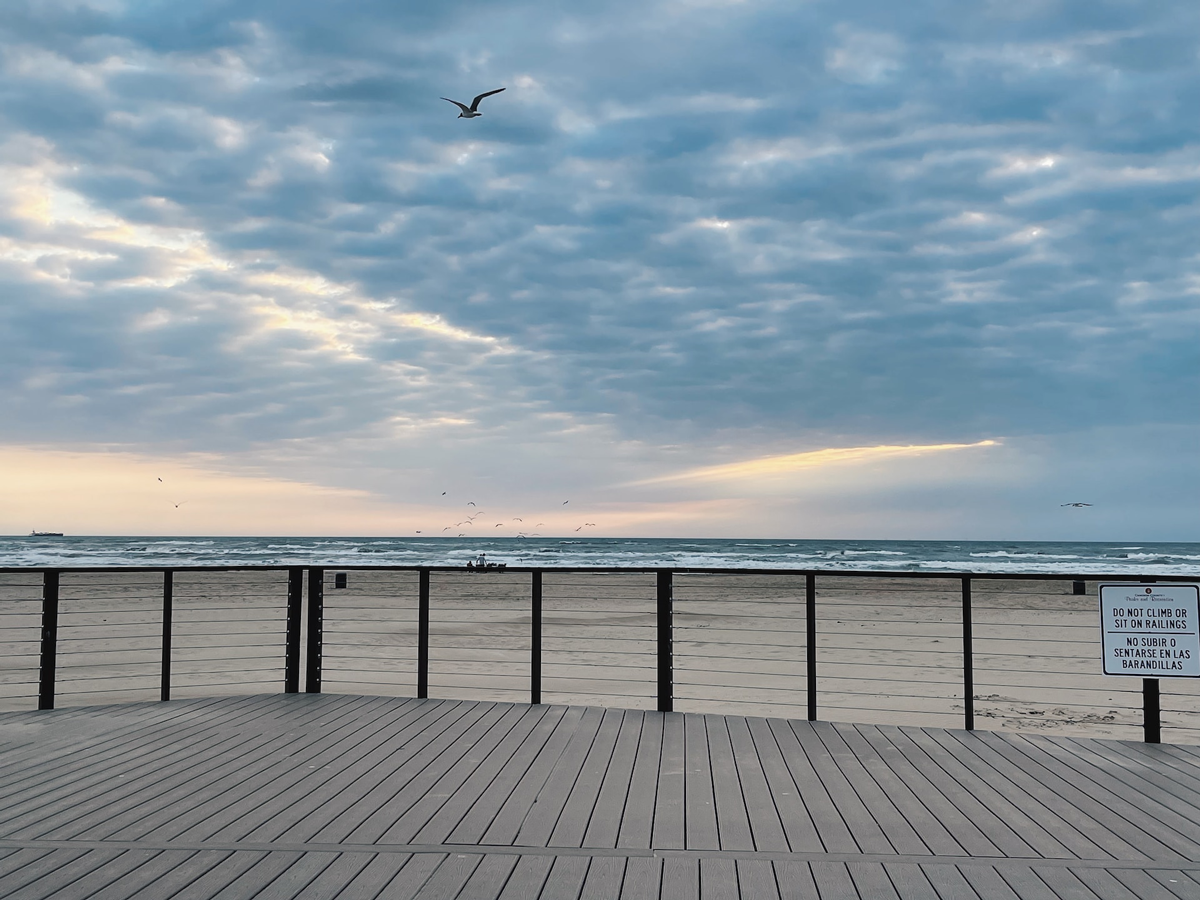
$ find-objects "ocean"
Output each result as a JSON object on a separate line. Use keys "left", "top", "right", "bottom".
{"left": 2, "top": 535, "right": 1199, "bottom": 575}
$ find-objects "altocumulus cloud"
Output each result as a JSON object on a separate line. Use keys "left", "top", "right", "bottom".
{"left": 1, "top": 0, "right": 1198, "bottom": 537}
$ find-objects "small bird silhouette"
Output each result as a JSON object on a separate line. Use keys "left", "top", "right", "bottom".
{"left": 416, "top": 530, "right": 422, "bottom": 534}
{"left": 441, "top": 491, "right": 447, "bottom": 496}
{"left": 495, "top": 524, "right": 503, "bottom": 528}
{"left": 513, "top": 517, "right": 523, "bottom": 522}
{"left": 173, "top": 501, "right": 187, "bottom": 508}
{"left": 157, "top": 477, "right": 162, "bottom": 483}
{"left": 467, "top": 502, "right": 476, "bottom": 507}
{"left": 441, "top": 88, "right": 505, "bottom": 118}
{"left": 562, "top": 500, "right": 569, "bottom": 505}
{"left": 1061, "top": 502, "right": 1093, "bottom": 507}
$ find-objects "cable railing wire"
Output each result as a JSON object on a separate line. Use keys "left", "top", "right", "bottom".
{"left": 7, "top": 564, "right": 1197, "bottom": 743}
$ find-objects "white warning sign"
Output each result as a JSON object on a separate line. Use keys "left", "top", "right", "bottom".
{"left": 1100, "top": 583, "right": 1200, "bottom": 677}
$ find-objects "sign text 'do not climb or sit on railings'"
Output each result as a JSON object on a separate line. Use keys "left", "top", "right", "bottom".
{"left": 1100, "top": 583, "right": 1200, "bottom": 677}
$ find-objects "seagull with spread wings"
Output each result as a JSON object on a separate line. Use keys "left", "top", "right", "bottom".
{"left": 441, "top": 88, "right": 505, "bottom": 118}
{"left": 1061, "top": 502, "right": 1093, "bottom": 507}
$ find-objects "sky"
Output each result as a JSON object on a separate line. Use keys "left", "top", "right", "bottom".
{"left": 2, "top": 0, "right": 1198, "bottom": 540}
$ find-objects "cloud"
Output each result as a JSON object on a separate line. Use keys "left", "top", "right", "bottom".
{"left": 633, "top": 440, "right": 999, "bottom": 485}
{"left": 1, "top": 0, "right": 1198, "bottom": 537}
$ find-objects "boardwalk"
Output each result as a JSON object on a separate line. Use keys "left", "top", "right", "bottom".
{"left": 1, "top": 695, "right": 1199, "bottom": 898}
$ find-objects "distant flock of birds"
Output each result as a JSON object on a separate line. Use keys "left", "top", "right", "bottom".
{"left": 155, "top": 476, "right": 1092, "bottom": 530}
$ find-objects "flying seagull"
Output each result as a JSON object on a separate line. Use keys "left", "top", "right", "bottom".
{"left": 1061, "top": 502, "right": 1093, "bottom": 507}
{"left": 441, "top": 88, "right": 505, "bottom": 118}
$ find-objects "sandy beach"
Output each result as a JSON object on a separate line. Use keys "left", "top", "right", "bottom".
{"left": 2, "top": 569, "right": 1198, "bottom": 743}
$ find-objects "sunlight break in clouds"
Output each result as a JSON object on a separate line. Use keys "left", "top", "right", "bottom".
{"left": 636, "top": 440, "right": 999, "bottom": 485}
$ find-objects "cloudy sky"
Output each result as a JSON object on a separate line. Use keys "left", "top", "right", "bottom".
{"left": 2, "top": 0, "right": 1198, "bottom": 539}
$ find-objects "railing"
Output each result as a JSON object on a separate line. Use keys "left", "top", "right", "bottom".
{"left": 2, "top": 566, "right": 1198, "bottom": 744}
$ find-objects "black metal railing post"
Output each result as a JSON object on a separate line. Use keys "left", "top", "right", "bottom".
{"left": 161, "top": 570, "right": 173, "bottom": 702}
{"left": 417, "top": 568, "right": 430, "bottom": 699}
{"left": 38, "top": 570, "right": 59, "bottom": 711}
{"left": 1144, "top": 679, "right": 1161, "bottom": 743}
{"left": 806, "top": 573, "right": 817, "bottom": 721}
{"left": 531, "top": 570, "right": 542, "bottom": 705}
{"left": 962, "top": 576, "right": 974, "bottom": 731}
{"left": 285, "top": 567, "right": 303, "bottom": 693}
{"left": 305, "top": 568, "right": 324, "bottom": 693}
{"left": 657, "top": 570, "right": 673, "bottom": 713}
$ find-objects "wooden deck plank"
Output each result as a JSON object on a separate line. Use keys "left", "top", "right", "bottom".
{"left": 848, "top": 725, "right": 1002, "bottom": 858}
{"left": 745, "top": 717, "right": 831, "bottom": 853}
{"left": 620, "top": 857, "right": 663, "bottom": 900}
{"left": 208, "top": 851, "right": 306, "bottom": 900}
{"left": 410, "top": 853, "right": 481, "bottom": 900}
{"left": 615, "top": 712, "right": 663, "bottom": 849}
{"left": 1145, "top": 869, "right": 1200, "bottom": 898}
{"left": 808, "top": 860, "right": 860, "bottom": 900}
{"left": 1055, "top": 737, "right": 1200, "bottom": 802}
{"left": 126, "top": 850, "right": 265, "bottom": 900}
{"left": 249, "top": 851, "right": 341, "bottom": 900}
{"left": 776, "top": 720, "right": 892, "bottom": 854}
{"left": 582, "top": 710, "right": 644, "bottom": 848}
{"left": 381, "top": 705, "right": 547, "bottom": 844}
{"left": 1104, "top": 867, "right": 1192, "bottom": 900}
{"left": 281, "top": 701, "right": 478, "bottom": 843}
{"left": 333, "top": 853, "right": 414, "bottom": 899}
{"left": 684, "top": 713, "right": 720, "bottom": 850}
{"left": 101, "top": 850, "right": 234, "bottom": 900}
{"left": 724, "top": 716, "right": 788, "bottom": 852}
{"left": 935, "top": 729, "right": 1151, "bottom": 860}
{"left": 989, "top": 865, "right": 1064, "bottom": 900}
{"left": 0, "top": 849, "right": 123, "bottom": 899}
{"left": 343, "top": 704, "right": 517, "bottom": 844}
{"left": 845, "top": 861, "right": 901, "bottom": 900}
{"left": 24, "top": 696, "right": 381, "bottom": 843}
{"left": 326, "top": 703, "right": 507, "bottom": 843}
{"left": 735, "top": 859, "right": 780, "bottom": 900}
{"left": 476, "top": 708, "right": 589, "bottom": 846}
{"left": 956, "top": 865, "right": 1020, "bottom": 900}
{"left": 651, "top": 712, "right": 686, "bottom": 850}
{"left": 579, "top": 856, "right": 626, "bottom": 899}
{"left": 810, "top": 722, "right": 927, "bottom": 856}
{"left": 245, "top": 700, "right": 468, "bottom": 842}
{"left": 288, "top": 852, "right": 376, "bottom": 900}
{"left": 549, "top": 708, "right": 626, "bottom": 847}
{"left": 139, "top": 698, "right": 413, "bottom": 842}
{"left": 660, "top": 858, "right": 700, "bottom": 900}
{"left": 2, "top": 695, "right": 1200, "bottom": 899}
{"left": 512, "top": 707, "right": 606, "bottom": 847}
{"left": 1032, "top": 866, "right": 1104, "bottom": 900}
{"left": 705, "top": 715, "right": 755, "bottom": 852}
{"left": 376, "top": 853, "right": 446, "bottom": 899}
{"left": 7, "top": 849, "right": 161, "bottom": 900}
{"left": 0, "top": 696, "right": 286, "bottom": 833}
{"left": 876, "top": 725, "right": 1052, "bottom": 859}
{"left": 1031, "top": 736, "right": 1200, "bottom": 837}
{"left": 455, "top": 855, "right": 519, "bottom": 900}
{"left": 773, "top": 861, "right": 819, "bottom": 899}
{"left": 918, "top": 865, "right": 983, "bottom": 900}
{"left": 880, "top": 863, "right": 939, "bottom": 900}
{"left": 415, "top": 706, "right": 562, "bottom": 846}
{"left": 915, "top": 727, "right": 1102, "bottom": 859}
{"left": 830, "top": 724, "right": 962, "bottom": 857}
{"left": 700, "top": 857, "right": 739, "bottom": 900}
{"left": 537, "top": 855, "right": 590, "bottom": 900}
{"left": 495, "top": 855, "right": 554, "bottom": 900}
{"left": 980, "top": 731, "right": 1197, "bottom": 859}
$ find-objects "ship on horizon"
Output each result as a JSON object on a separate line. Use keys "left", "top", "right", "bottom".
{"left": 30, "top": 530, "right": 64, "bottom": 537}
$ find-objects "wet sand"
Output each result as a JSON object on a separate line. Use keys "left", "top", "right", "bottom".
{"left": 2, "top": 569, "right": 1198, "bottom": 743}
